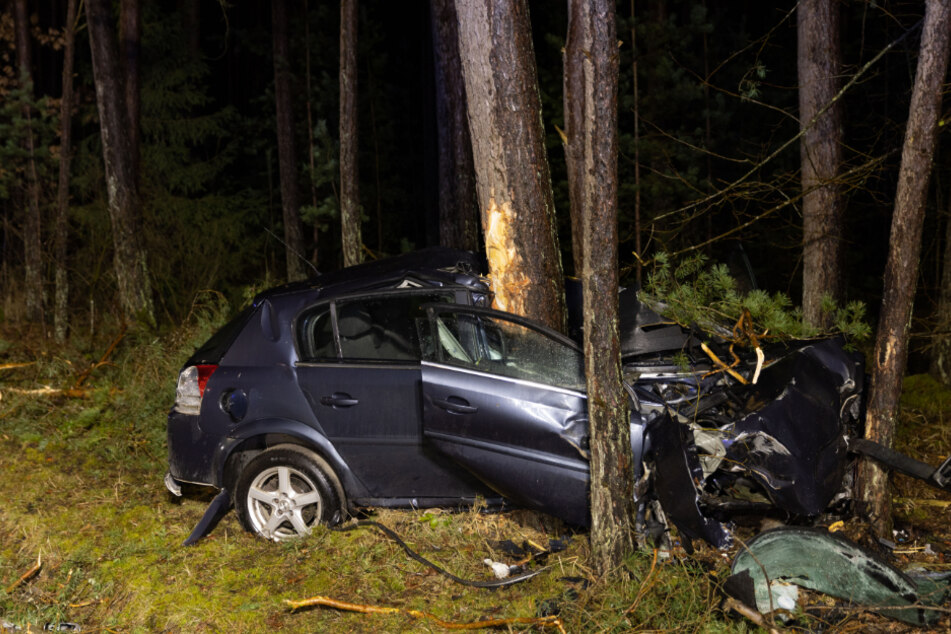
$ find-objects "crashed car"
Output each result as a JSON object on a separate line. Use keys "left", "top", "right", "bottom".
{"left": 166, "top": 247, "right": 951, "bottom": 546}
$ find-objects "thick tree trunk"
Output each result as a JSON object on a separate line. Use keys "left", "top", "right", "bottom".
{"left": 272, "top": 0, "right": 306, "bottom": 280}
{"left": 431, "top": 0, "right": 480, "bottom": 253}
{"left": 14, "top": 0, "right": 44, "bottom": 324}
{"left": 340, "top": 0, "right": 362, "bottom": 267}
{"left": 858, "top": 0, "right": 951, "bottom": 538}
{"left": 54, "top": 0, "right": 79, "bottom": 343}
{"left": 798, "top": 0, "right": 845, "bottom": 327}
{"left": 455, "top": 0, "right": 566, "bottom": 333}
{"left": 86, "top": 0, "right": 155, "bottom": 326}
{"left": 119, "top": 0, "right": 140, "bottom": 184}
{"left": 565, "top": 0, "right": 634, "bottom": 577}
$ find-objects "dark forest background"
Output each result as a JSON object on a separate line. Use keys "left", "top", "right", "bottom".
{"left": 0, "top": 1, "right": 945, "bottom": 366}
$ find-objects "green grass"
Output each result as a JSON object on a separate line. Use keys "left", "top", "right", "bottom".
{"left": 8, "top": 314, "right": 941, "bottom": 632}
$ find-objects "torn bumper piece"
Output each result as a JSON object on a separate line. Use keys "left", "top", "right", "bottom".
{"left": 728, "top": 527, "right": 951, "bottom": 626}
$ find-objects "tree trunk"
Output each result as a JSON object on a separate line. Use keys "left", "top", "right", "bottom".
{"left": 565, "top": 0, "right": 634, "bottom": 577}
{"left": 455, "top": 0, "right": 566, "bottom": 333}
{"left": 272, "top": 0, "right": 307, "bottom": 280}
{"left": 858, "top": 0, "right": 951, "bottom": 538}
{"left": 86, "top": 0, "right": 155, "bottom": 327}
{"left": 14, "top": 0, "right": 44, "bottom": 324}
{"left": 340, "top": 0, "right": 362, "bottom": 267}
{"left": 431, "top": 0, "right": 480, "bottom": 253}
{"left": 54, "top": 0, "right": 79, "bottom": 343}
{"left": 119, "top": 0, "right": 140, "bottom": 185}
{"left": 931, "top": 188, "right": 951, "bottom": 384}
{"left": 798, "top": 0, "right": 845, "bottom": 327}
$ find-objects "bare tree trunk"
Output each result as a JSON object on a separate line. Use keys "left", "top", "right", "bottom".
{"left": 431, "top": 0, "right": 480, "bottom": 253}
{"left": 931, "top": 186, "right": 951, "bottom": 383}
{"left": 86, "top": 0, "right": 155, "bottom": 327}
{"left": 565, "top": 0, "right": 634, "bottom": 578}
{"left": 54, "top": 0, "right": 79, "bottom": 343}
{"left": 455, "top": 0, "right": 566, "bottom": 333}
{"left": 631, "top": 0, "right": 642, "bottom": 289}
{"left": 858, "top": 0, "right": 951, "bottom": 538}
{"left": 272, "top": 0, "right": 307, "bottom": 280}
{"left": 13, "top": 0, "right": 44, "bottom": 324}
{"left": 799, "top": 0, "right": 845, "bottom": 326}
{"left": 340, "top": 0, "right": 362, "bottom": 267}
{"left": 119, "top": 0, "right": 140, "bottom": 185}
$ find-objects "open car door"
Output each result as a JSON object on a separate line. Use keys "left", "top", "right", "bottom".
{"left": 418, "top": 305, "right": 592, "bottom": 526}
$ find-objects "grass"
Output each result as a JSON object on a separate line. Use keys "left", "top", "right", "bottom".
{"left": 1, "top": 315, "right": 949, "bottom": 631}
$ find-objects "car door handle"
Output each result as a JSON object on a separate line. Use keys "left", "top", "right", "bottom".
{"left": 320, "top": 392, "right": 359, "bottom": 408}
{"left": 434, "top": 396, "right": 478, "bottom": 415}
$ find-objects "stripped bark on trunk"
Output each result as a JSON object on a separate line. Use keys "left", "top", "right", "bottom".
{"left": 455, "top": 0, "right": 566, "bottom": 333}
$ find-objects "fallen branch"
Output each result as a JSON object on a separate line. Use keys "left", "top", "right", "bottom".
{"left": 5, "top": 554, "right": 42, "bottom": 594}
{"left": 894, "top": 497, "right": 951, "bottom": 508}
{"left": 0, "top": 362, "right": 34, "bottom": 371}
{"left": 73, "top": 326, "right": 126, "bottom": 390}
{"left": 700, "top": 342, "right": 748, "bottom": 384}
{"left": 284, "top": 595, "right": 566, "bottom": 633}
{"left": 3, "top": 386, "right": 86, "bottom": 398}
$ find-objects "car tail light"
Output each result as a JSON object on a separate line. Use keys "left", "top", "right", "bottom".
{"left": 174, "top": 364, "right": 218, "bottom": 415}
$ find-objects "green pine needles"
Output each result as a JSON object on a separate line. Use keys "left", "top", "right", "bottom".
{"left": 643, "top": 252, "right": 871, "bottom": 343}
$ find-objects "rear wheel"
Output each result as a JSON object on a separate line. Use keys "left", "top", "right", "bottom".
{"left": 234, "top": 446, "right": 343, "bottom": 541}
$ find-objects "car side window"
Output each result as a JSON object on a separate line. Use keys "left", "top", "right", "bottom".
{"left": 300, "top": 293, "right": 454, "bottom": 362}
{"left": 427, "top": 311, "right": 585, "bottom": 391}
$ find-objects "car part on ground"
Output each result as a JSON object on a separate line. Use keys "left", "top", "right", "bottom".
{"left": 727, "top": 527, "right": 951, "bottom": 626}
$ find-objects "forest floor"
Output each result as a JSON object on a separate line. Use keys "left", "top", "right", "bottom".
{"left": 1, "top": 320, "right": 951, "bottom": 632}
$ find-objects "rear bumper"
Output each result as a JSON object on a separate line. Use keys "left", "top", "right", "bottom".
{"left": 167, "top": 410, "right": 217, "bottom": 486}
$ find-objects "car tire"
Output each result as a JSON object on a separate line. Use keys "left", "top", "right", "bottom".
{"left": 234, "top": 445, "right": 343, "bottom": 541}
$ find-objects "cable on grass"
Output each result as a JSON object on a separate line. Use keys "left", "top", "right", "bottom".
{"left": 330, "top": 519, "right": 549, "bottom": 588}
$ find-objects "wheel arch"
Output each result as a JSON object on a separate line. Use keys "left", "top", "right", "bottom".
{"left": 214, "top": 418, "right": 365, "bottom": 505}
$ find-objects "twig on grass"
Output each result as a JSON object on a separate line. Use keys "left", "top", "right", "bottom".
{"left": 5, "top": 554, "right": 42, "bottom": 594}
{"left": 284, "top": 594, "right": 567, "bottom": 632}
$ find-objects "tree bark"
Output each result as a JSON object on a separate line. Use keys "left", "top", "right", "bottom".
{"left": 272, "top": 0, "right": 307, "bottom": 280}
{"left": 119, "top": 0, "right": 140, "bottom": 185}
{"left": 565, "top": 0, "right": 634, "bottom": 577}
{"left": 455, "top": 0, "right": 566, "bottom": 333}
{"left": 798, "top": 0, "right": 845, "bottom": 327}
{"left": 858, "top": 0, "right": 951, "bottom": 538}
{"left": 340, "top": 0, "right": 362, "bottom": 267}
{"left": 931, "top": 189, "right": 951, "bottom": 384}
{"left": 86, "top": 0, "right": 155, "bottom": 327}
{"left": 54, "top": 0, "right": 79, "bottom": 343}
{"left": 431, "top": 0, "right": 480, "bottom": 253}
{"left": 14, "top": 0, "right": 44, "bottom": 324}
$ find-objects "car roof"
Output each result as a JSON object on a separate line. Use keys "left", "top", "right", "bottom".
{"left": 252, "top": 247, "right": 487, "bottom": 305}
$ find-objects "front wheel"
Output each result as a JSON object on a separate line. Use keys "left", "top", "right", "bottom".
{"left": 234, "top": 446, "right": 343, "bottom": 541}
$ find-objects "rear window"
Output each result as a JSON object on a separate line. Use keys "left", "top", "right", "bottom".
{"left": 187, "top": 304, "right": 256, "bottom": 365}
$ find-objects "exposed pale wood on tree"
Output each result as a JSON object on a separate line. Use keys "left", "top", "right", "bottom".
{"left": 455, "top": 0, "right": 566, "bottom": 333}
{"left": 340, "top": 0, "right": 363, "bottom": 267}
{"left": 431, "top": 0, "right": 480, "bottom": 253}
{"left": 86, "top": 0, "right": 155, "bottom": 327}
{"left": 858, "top": 0, "right": 951, "bottom": 538}
{"left": 565, "top": 0, "right": 634, "bottom": 577}
{"left": 272, "top": 0, "right": 307, "bottom": 281}
{"left": 799, "top": 0, "right": 845, "bottom": 326}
